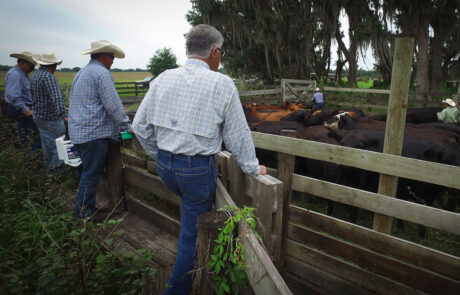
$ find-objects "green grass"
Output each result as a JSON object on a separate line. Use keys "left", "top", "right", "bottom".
{"left": 0, "top": 116, "right": 156, "bottom": 294}
{"left": 0, "top": 71, "right": 150, "bottom": 85}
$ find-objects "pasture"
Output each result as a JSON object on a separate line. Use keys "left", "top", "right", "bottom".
{"left": 0, "top": 70, "right": 151, "bottom": 84}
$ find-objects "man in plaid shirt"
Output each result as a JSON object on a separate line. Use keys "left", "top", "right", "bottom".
{"left": 69, "top": 40, "right": 131, "bottom": 219}
{"left": 31, "top": 53, "right": 67, "bottom": 177}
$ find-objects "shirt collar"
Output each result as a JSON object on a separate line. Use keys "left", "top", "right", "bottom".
{"left": 89, "top": 59, "right": 106, "bottom": 68}
{"left": 184, "top": 58, "right": 210, "bottom": 70}
{"left": 13, "top": 65, "right": 28, "bottom": 77}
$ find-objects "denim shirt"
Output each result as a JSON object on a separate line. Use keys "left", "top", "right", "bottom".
{"left": 5, "top": 65, "right": 33, "bottom": 113}
{"left": 68, "top": 59, "right": 131, "bottom": 144}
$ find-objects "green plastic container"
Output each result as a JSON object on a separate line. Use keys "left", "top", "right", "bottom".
{"left": 120, "top": 131, "right": 133, "bottom": 140}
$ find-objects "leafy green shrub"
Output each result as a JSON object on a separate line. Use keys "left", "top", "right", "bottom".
{"left": 0, "top": 116, "right": 155, "bottom": 294}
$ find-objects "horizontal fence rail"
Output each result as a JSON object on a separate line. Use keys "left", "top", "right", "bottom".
{"left": 251, "top": 131, "right": 460, "bottom": 190}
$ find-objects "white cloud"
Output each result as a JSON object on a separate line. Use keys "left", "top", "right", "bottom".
{"left": 0, "top": 0, "right": 192, "bottom": 68}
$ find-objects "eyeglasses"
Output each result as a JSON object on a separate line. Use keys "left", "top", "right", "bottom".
{"left": 216, "top": 47, "right": 225, "bottom": 58}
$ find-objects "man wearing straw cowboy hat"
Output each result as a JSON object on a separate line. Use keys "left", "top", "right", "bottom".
{"left": 30, "top": 53, "right": 68, "bottom": 178}
{"left": 69, "top": 40, "right": 131, "bottom": 219}
{"left": 5, "top": 51, "right": 41, "bottom": 153}
{"left": 437, "top": 98, "right": 459, "bottom": 123}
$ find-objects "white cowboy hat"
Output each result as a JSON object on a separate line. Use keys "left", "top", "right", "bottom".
{"left": 80, "top": 40, "right": 125, "bottom": 59}
{"left": 442, "top": 98, "right": 456, "bottom": 107}
{"left": 33, "top": 53, "right": 63, "bottom": 65}
{"left": 10, "top": 51, "right": 37, "bottom": 65}
{"left": 315, "top": 87, "right": 320, "bottom": 91}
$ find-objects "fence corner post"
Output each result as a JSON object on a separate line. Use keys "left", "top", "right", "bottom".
{"left": 373, "top": 37, "right": 414, "bottom": 234}
{"left": 195, "top": 210, "right": 229, "bottom": 294}
{"left": 106, "top": 140, "right": 125, "bottom": 211}
{"left": 276, "top": 130, "right": 296, "bottom": 270}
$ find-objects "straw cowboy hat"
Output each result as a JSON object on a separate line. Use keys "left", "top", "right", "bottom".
{"left": 33, "top": 53, "right": 63, "bottom": 65}
{"left": 80, "top": 40, "right": 125, "bottom": 58}
{"left": 315, "top": 87, "right": 320, "bottom": 91}
{"left": 10, "top": 51, "right": 37, "bottom": 65}
{"left": 442, "top": 98, "right": 456, "bottom": 107}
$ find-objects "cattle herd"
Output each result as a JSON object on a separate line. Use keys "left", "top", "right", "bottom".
{"left": 243, "top": 102, "right": 460, "bottom": 237}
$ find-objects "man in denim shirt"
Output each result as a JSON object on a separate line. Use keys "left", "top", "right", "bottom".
{"left": 31, "top": 53, "right": 67, "bottom": 177}
{"left": 69, "top": 40, "right": 131, "bottom": 218}
{"left": 5, "top": 51, "right": 41, "bottom": 153}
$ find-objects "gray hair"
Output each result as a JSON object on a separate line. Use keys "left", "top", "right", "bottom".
{"left": 186, "top": 24, "right": 224, "bottom": 58}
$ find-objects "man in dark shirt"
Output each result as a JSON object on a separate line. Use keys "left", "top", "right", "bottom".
{"left": 31, "top": 53, "right": 67, "bottom": 177}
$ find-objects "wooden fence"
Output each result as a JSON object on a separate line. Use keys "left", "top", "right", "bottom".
{"left": 100, "top": 134, "right": 292, "bottom": 294}
{"left": 252, "top": 131, "right": 460, "bottom": 294}
{"left": 101, "top": 128, "right": 460, "bottom": 294}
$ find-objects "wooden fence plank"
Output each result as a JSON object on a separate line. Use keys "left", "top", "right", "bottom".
{"left": 251, "top": 131, "right": 460, "bottom": 190}
{"left": 286, "top": 239, "right": 423, "bottom": 295}
{"left": 105, "top": 140, "right": 125, "bottom": 210}
{"left": 126, "top": 193, "right": 180, "bottom": 237}
{"left": 215, "top": 179, "right": 292, "bottom": 295}
{"left": 284, "top": 257, "right": 384, "bottom": 295}
{"left": 324, "top": 86, "right": 391, "bottom": 94}
{"left": 291, "top": 174, "right": 460, "bottom": 235}
{"left": 287, "top": 222, "right": 459, "bottom": 294}
{"left": 124, "top": 165, "right": 181, "bottom": 207}
{"left": 288, "top": 205, "right": 460, "bottom": 281}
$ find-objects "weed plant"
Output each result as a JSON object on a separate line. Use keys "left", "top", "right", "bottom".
{"left": 0, "top": 116, "right": 155, "bottom": 294}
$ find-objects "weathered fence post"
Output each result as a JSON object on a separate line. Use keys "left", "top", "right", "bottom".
{"left": 228, "top": 155, "right": 245, "bottom": 207}
{"left": 373, "top": 37, "right": 414, "bottom": 234}
{"left": 281, "top": 79, "right": 286, "bottom": 102}
{"left": 196, "top": 210, "right": 230, "bottom": 294}
{"left": 277, "top": 130, "right": 296, "bottom": 269}
{"left": 105, "top": 140, "right": 125, "bottom": 211}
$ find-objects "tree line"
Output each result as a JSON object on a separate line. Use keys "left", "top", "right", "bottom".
{"left": 186, "top": 0, "right": 459, "bottom": 98}
{"left": 0, "top": 65, "right": 147, "bottom": 72}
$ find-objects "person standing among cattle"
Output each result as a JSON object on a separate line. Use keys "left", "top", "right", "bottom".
{"left": 437, "top": 98, "right": 459, "bottom": 123}
{"left": 30, "top": 53, "right": 68, "bottom": 178}
{"left": 69, "top": 40, "right": 131, "bottom": 219}
{"left": 310, "top": 87, "right": 324, "bottom": 110}
{"left": 5, "top": 51, "right": 41, "bottom": 153}
{"left": 132, "top": 24, "right": 267, "bottom": 294}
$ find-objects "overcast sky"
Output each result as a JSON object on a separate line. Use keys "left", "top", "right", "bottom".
{"left": 0, "top": 0, "right": 373, "bottom": 71}
{"left": 0, "top": 0, "right": 193, "bottom": 69}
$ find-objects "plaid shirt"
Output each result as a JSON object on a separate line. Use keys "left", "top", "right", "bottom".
{"left": 30, "top": 67, "right": 66, "bottom": 121}
{"left": 68, "top": 59, "right": 131, "bottom": 144}
{"left": 133, "top": 59, "right": 260, "bottom": 175}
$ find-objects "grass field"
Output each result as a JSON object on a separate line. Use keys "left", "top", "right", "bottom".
{"left": 0, "top": 71, "right": 151, "bottom": 85}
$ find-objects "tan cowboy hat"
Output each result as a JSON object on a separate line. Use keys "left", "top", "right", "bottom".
{"left": 442, "top": 98, "right": 456, "bottom": 107}
{"left": 80, "top": 40, "right": 125, "bottom": 59}
{"left": 315, "top": 87, "right": 320, "bottom": 91}
{"left": 33, "top": 53, "right": 63, "bottom": 65}
{"left": 10, "top": 51, "right": 37, "bottom": 65}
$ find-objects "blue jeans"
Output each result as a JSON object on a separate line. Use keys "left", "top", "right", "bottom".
{"left": 156, "top": 150, "right": 217, "bottom": 295}
{"left": 34, "top": 117, "right": 66, "bottom": 175}
{"left": 74, "top": 138, "right": 109, "bottom": 218}
{"left": 7, "top": 105, "right": 41, "bottom": 154}
{"left": 314, "top": 102, "right": 324, "bottom": 110}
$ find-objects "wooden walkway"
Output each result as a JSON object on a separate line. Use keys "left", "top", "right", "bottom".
{"left": 65, "top": 183, "right": 178, "bottom": 294}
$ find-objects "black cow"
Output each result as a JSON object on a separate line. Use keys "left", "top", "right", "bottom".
{"left": 328, "top": 129, "right": 460, "bottom": 237}
{"left": 368, "top": 107, "right": 443, "bottom": 124}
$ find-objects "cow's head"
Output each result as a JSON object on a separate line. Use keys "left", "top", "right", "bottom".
{"left": 324, "top": 112, "right": 350, "bottom": 130}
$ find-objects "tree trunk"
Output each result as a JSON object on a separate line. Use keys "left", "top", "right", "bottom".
{"left": 415, "top": 19, "right": 430, "bottom": 101}
{"left": 431, "top": 28, "right": 444, "bottom": 92}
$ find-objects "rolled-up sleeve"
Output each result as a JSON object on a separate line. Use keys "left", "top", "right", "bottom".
{"left": 132, "top": 88, "right": 158, "bottom": 159}
{"left": 99, "top": 72, "right": 131, "bottom": 130}
{"left": 222, "top": 89, "right": 260, "bottom": 175}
